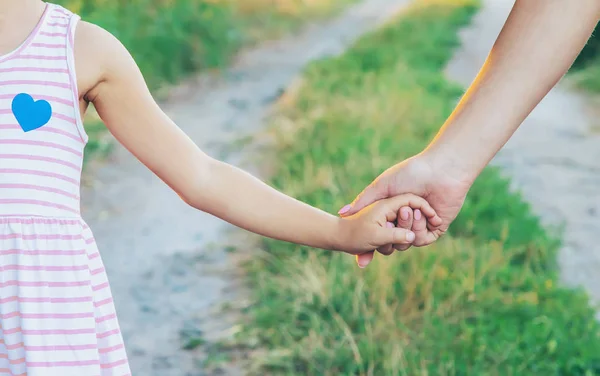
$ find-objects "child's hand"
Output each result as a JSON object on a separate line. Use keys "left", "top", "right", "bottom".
{"left": 335, "top": 194, "right": 440, "bottom": 256}
{"left": 355, "top": 206, "right": 428, "bottom": 267}
{"left": 379, "top": 206, "right": 416, "bottom": 255}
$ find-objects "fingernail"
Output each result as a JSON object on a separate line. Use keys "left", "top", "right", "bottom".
{"left": 338, "top": 204, "right": 351, "bottom": 215}
{"left": 400, "top": 207, "right": 409, "bottom": 220}
{"left": 414, "top": 209, "right": 422, "bottom": 221}
{"left": 357, "top": 254, "right": 371, "bottom": 268}
{"left": 386, "top": 222, "right": 394, "bottom": 228}
{"left": 406, "top": 231, "right": 415, "bottom": 242}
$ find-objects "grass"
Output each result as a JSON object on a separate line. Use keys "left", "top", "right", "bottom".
{"left": 57, "top": 0, "right": 242, "bottom": 90}
{"left": 82, "top": 119, "right": 112, "bottom": 163}
{"left": 569, "top": 22, "right": 599, "bottom": 92}
{"left": 230, "top": 0, "right": 358, "bottom": 40}
{"left": 232, "top": 1, "right": 600, "bottom": 374}
{"left": 571, "top": 62, "right": 600, "bottom": 93}
{"left": 53, "top": 0, "right": 357, "bottom": 160}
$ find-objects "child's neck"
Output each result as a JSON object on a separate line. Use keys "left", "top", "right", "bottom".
{"left": 0, "top": 0, "right": 46, "bottom": 27}
{"left": 0, "top": 0, "right": 46, "bottom": 56}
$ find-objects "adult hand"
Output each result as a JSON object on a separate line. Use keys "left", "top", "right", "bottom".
{"left": 339, "top": 0, "right": 600, "bottom": 268}
{"left": 339, "top": 152, "right": 474, "bottom": 266}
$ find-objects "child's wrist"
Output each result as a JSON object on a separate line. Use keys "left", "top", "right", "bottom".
{"left": 328, "top": 216, "right": 349, "bottom": 251}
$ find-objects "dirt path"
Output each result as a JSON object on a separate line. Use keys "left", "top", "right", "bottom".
{"left": 80, "top": 1, "right": 412, "bottom": 375}
{"left": 446, "top": 0, "right": 600, "bottom": 319}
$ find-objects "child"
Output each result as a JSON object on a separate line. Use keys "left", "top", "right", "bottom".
{"left": 0, "top": 1, "right": 441, "bottom": 375}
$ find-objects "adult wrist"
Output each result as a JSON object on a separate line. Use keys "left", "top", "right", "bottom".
{"left": 420, "top": 143, "right": 481, "bottom": 187}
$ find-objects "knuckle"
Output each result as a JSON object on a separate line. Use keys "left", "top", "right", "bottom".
{"left": 394, "top": 244, "right": 411, "bottom": 252}
{"left": 413, "top": 237, "right": 431, "bottom": 247}
{"left": 394, "top": 233, "right": 408, "bottom": 244}
{"left": 397, "top": 220, "right": 413, "bottom": 229}
{"left": 377, "top": 248, "right": 393, "bottom": 256}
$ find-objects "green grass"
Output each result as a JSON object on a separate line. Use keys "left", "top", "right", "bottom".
{"left": 571, "top": 62, "right": 600, "bottom": 93}
{"left": 54, "top": 0, "right": 357, "bottom": 161}
{"left": 82, "top": 119, "right": 112, "bottom": 164}
{"left": 569, "top": 22, "right": 600, "bottom": 92}
{"left": 232, "top": 0, "right": 358, "bottom": 40}
{"left": 56, "top": 0, "right": 243, "bottom": 90}
{"left": 56, "top": 0, "right": 360, "bottom": 89}
{"left": 234, "top": 1, "right": 600, "bottom": 374}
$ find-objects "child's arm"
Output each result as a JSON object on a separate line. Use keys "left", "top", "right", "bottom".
{"left": 75, "top": 23, "right": 441, "bottom": 252}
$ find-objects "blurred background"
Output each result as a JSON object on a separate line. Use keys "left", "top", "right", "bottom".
{"left": 54, "top": 0, "right": 600, "bottom": 375}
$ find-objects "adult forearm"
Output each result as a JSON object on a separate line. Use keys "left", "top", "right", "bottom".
{"left": 425, "top": 0, "right": 600, "bottom": 183}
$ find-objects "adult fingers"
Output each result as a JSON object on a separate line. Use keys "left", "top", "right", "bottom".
{"left": 356, "top": 251, "right": 375, "bottom": 268}
{"left": 338, "top": 178, "right": 389, "bottom": 217}
{"left": 394, "top": 207, "right": 413, "bottom": 252}
{"left": 379, "top": 194, "right": 440, "bottom": 225}
{"left": 411, "top": 209, "right": 440, "bottom": 246}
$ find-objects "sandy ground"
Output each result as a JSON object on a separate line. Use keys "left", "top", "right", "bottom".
{"left": 80, "top": 2, "right": 600, "bottom": 374}
{"left": 80, "top": 1, "right": 414, "bottom": 375}
{"left": 445, "top": 0, "right": 600, "bottom": 319}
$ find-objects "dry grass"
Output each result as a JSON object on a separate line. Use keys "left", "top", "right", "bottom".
{"left": 231, "top": 1, "right": 600, "bottom": 374}
{"left": 227, "top": 0, "right": 358, "bottom": 40}
{"left": 233, "top": 0, "right": 354, "bottom": 18}
{"left": 53, "top": 0, "right": 356, "bottom": 160}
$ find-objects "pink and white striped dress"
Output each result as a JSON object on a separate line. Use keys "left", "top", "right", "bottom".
{"left": 0, "top": 3, "right": 130, "bottom": 375}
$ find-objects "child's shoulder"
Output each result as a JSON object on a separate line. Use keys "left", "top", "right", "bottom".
{"left": 72, "top": 20, "right": 138, "bottom": 100}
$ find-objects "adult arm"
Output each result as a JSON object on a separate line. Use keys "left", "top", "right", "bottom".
{"left": 425, "top": 0, "right": 600, "bottom": 183}
{"left": 343, "top": 0, "right": 600, "bottom": 253}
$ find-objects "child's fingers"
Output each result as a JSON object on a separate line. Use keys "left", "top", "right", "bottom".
{"left": 396, "top": 207, "right": 413, "bottom": 229}
{"left": 394, "top": 207, "right": 413, "bottom": 252}
{"left": 425, "top": 210, "right": 443, "bottom": 228}
{"left": 411, "top": 209, "right": 427, "bottom": 244}
{"left": 411, "top": 209, "right": 439, "bottom": 246}
{"left": 356, "top": 251, "right": 375, "bottom": 268}
{"left": 381, "top": 194, "right": 441, "bottom": 226}
{"left": 377, "top": 244, "right": 394, "bottom": 256}
{"left": 376, "top": 226, "right": 415, "bottom": 247}
{"left": 377, "top": 222, "right": 395, "bottom": 256}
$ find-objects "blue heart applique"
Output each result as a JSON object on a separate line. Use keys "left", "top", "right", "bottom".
{"left": 11, "top": 93, "right": 53, "bottom": 132}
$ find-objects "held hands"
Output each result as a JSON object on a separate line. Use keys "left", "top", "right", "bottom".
{"left": 338, "top": 153, "right": 474, "bottom": 267}
{"left": 334, "top": 194, "right": 441, "bottom": 259}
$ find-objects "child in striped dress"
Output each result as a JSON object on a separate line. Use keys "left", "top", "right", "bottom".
{"left": 0, "top": 1, "right": 442, "bottom": 375}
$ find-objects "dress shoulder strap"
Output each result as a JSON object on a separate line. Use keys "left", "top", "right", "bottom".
{"left": 19, "top": 3, "right": 88, "bottom": 143}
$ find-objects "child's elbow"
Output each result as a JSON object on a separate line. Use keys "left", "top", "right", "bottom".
{"left": 177, "top": 158, "right": 219, "bottom": 211}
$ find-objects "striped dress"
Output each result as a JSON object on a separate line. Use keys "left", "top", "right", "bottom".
{"left": 0, "top": 3, "right": 130, "bottom": 375}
